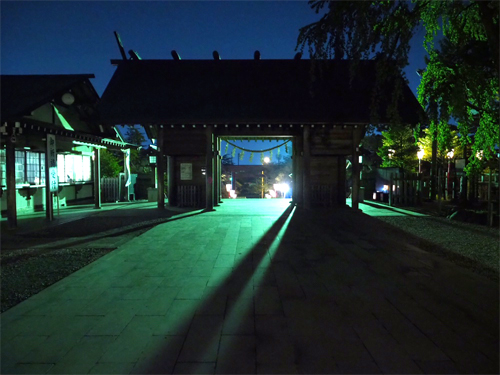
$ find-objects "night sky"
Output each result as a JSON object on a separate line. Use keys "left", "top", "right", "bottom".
{"left": 1, "top": 1, "right": 427, "bottom": 164}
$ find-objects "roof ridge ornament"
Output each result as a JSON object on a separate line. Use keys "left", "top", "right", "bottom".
{"left": 113, "top": 31, "right": 127, "bottom": 60}
{"left": 171, "top": 50, "right": 181, "bottom": 60}
{"left": 128, "top": 50, "right": 141, "bottom": 60}
{"left": 254, "top": 50, "right": 261, "bottom": 60}
{"left": 213, "top": 51, "right": 221, "bottom": 60}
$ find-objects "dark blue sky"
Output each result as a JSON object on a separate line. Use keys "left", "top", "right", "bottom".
{"left": 1, "top": 1, "right": 428, "bottom": 164}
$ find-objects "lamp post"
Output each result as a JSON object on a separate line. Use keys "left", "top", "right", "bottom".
{"left": 417, "top": 149, "right": 424, "bottom": 174}
{"left": 447, "top": 149, "right": 454, "bottom": 199}
{"left": 262, "top": 156, "right": 270, "bottom": 199}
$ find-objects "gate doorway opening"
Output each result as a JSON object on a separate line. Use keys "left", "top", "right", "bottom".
{"left": 219, "top": 137, "right": 293, "bottom": 201}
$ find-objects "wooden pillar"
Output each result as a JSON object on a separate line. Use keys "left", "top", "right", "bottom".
{"left": 351, "top": 128, "right": 360, "bottom": 210}
{"left": 93, "top": 147, "right": 101, "bottom": 209}
{"left": 292, "top": 138, "right": 298, "bottom": 205}
{"left": 6, "top": 131, "right": 17, "bottom": 228}
{"left": 45, "top": 137, "right": 54, "bottom": 220}
{"left": 205, "top": 125, "right": 214, "bottom": 211}
{"left": 337, "top": 156, "right": 346, "bottom": 206}
{"left": 303, "top": 125, "right": 311, "bottom": 209}
{"left": 157, "top": 126, "right": 165, "bottom": 209}
{"left": 167, "top": 156, "right": 176, "bottom": 206}
{"left": 218, "top": 138, "right": 223, "bottom": 204}
{"left": 214, "top": 136, "right": 220, "bottom": 206}
{"left": 294, "top": 135, "right": 303, "bottom": 206}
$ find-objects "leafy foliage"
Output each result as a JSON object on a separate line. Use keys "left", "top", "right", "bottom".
{"left": 377, "top": 125, "right": 419, "bottom": 171}
{"left": 298, "top": 0, "right": 499, "bottom": 175}
{"left": 417, "top": 128, "right": 462, "bottom": 167}
{"left": 123, "top": 126, "right": 151, "bottom": 174}
{"left": 100, "top": 149, "right": 122, "bottom": 178}
{"left": 418, "top": 34, "right": 499, "bottom": 174}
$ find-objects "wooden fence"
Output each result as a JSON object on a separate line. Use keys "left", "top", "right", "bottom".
{"left": 101, "top": 177, "right": 120, "bottom": 203}
{"left": 389, "top": 173, "right": 424, "bottom": 206}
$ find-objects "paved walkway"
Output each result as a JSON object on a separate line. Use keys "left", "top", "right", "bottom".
{"left": 1, "top": 199, "right": 498, "bottom": 374}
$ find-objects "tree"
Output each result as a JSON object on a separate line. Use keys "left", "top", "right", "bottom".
{"left": 417, "top": 128, "right": 462, "bottom": 167}
{"left": 418, "top": 35, "right": 499, "bottom": 174}
{"left": 221, "top": 154, "right": 234, "bottom": 165}
{"left": 123, "top": 126, "right": 151, "bottom": 174}
{"left": 297, "top": 0, "right": 499, "bottom": 174}
{"left": 377, "top": 125, "right": 419, "bottom": 171}
{"left": 124, "top": 126, "right": 146, "bottom": 146}
{"left": 100, "top": 149, "right": 122, "bottom": 178}
{"left": 361, "top": 132, "right": 383, "bottom": 170}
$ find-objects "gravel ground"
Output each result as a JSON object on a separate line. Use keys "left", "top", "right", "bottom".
{"left": 0, "top": 247, "right": 113, "bottom": 313}
{"left": 374, "top": 215, "right": 499, "bottom": 281}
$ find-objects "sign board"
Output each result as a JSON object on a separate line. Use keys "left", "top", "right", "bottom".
{"left": 180, "top": 163, "right": 193, "bottom": 180}
{"left": 47, "top": 134, "right": 58, "bottom": 192}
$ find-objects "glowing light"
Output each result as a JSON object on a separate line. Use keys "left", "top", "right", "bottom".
{"left": 447, "top": 149, "right": 454, "bottom": 159}
{"left": 263, "top": 157, "right": 270, "bottom": 164}
{"left": 417, "top": 149, "right": 424, "bottom": 160}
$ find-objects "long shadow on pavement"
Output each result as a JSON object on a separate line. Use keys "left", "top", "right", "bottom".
{"left": 133, "top": 202, "right": 296, "bottom": 374}
{"left": 133, "top": 203, "right": 498, "bottom": 374}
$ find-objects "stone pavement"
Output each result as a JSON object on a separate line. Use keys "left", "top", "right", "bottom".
{"left": 1, "top": 199, "right": 498, "bottom": 374}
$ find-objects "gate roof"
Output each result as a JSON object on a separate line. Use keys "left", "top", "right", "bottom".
{"left": 98, "top": 59, "right": 423, "bottom": 126}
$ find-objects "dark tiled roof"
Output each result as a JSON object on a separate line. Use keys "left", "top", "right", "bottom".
{"left": 98, "top": 59, "right": 424, "bottom": 126}
{"left": 0, "top": 74, "right": 95, "bottom": 122}
{"left": 0, "top": 74, "right": 122, "bottom": 140}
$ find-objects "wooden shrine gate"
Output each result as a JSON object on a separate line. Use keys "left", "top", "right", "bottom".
{"left": 97, "top": 55, "right": 423, "bottom": 211}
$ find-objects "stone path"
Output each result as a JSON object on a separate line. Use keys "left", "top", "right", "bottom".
{"left": 1, "top": 199, "right": 498, "bottom": 374}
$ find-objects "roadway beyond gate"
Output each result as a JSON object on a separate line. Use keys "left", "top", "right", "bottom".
{"left": 1, "top": 199, "right": 498, "bottom": 374}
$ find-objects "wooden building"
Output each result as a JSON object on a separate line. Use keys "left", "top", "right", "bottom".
{"left": 1, "top": 74, "right": 129, "bottom": 228}
{"left": 98, "top": 57, "right": 423, "bottom": 211}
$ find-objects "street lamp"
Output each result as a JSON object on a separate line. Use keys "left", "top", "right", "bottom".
{"left": 447, "top": 149, "right": 454, "bottom": 199}
{"left": 417, "top": 149, "right": 424, "bottom": 174}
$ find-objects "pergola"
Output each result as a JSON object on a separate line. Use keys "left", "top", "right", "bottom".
{"left": 98, "top": 57, "right": 423, "bottom": 211}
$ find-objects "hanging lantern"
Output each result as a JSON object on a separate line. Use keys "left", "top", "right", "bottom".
{"left": 239, "top": 150, "right": 245, "bottom": 161}
{"left": 260, "top": 153, "right": 264, "bottom": 164}
{"left": 277, "top": 147, "right": 281, "bottom": 159}
{"left": 249, "top": 152, "right": 254, "bottom": 162}
{"left": 232, "top": 147, "right": 236, "bottom": 157}
{"left": 270, "top": 149, "right": 273, "bottom": 161}
{"left": 285, "top": 142, "right": 289, "bottom": 154}
{"left": 224, "top": 142, "right": 229, "bottom": 154}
